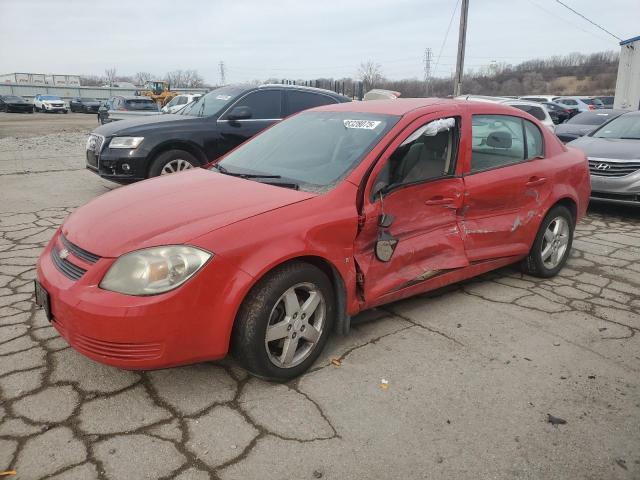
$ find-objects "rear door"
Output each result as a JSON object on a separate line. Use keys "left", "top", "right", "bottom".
{"left": 354, "top": 113, "right": 469, "bottom": 305}
{"left": 461, "top": 114, "right": 551, "bottom": 261}
{"left": 213, "top": 89, "right": 283, "bottom": 158}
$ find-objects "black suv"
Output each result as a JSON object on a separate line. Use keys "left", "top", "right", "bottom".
{"left": 69, "top": 97, "right": 101, "bottom": 113}
{"left": 86, "top": 84, "right": 351, "bottom": 183}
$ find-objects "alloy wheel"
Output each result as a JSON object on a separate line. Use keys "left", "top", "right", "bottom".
{"left": 541, "top": 216, "right": 570, "bottom": 269}
{"left": 160, "top": 159, "right": 194, "bottom": 175}
{"left": 264, "top": 282, "right": 326, "bottom": 369}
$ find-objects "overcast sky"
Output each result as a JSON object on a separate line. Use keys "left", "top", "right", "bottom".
{"left": 1, "top": 0, "right": 638, "bottom": 84}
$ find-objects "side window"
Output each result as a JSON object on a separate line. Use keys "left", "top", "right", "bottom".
{"left": 176, "top": 96, "right": 188, "bottom": 105}
{"left": 374, "top": 117, "right": 458, "bottom": 192}
{"left": 230, "top": 90, "right": 282, "bottom": 119}
{"left": 471, "top": 115, "right": 525, "bottom": 172}
{"left": 524, "top": 120, "right": 544, "bottom": 159}
{"left": 286, "top": 91, "right": 336, "bottom": 116}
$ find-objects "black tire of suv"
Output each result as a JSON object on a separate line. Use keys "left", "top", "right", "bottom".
{"left": 231, "top": 262, "right": 336, "bottom": 381}
{"left": 521, "top": 205, "right": 574, "bottom": 278}
{"left": 148, "top": 149, "right": 199, "bottom": 178}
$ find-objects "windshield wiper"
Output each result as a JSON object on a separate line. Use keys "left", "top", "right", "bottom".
{"left": 211, "top": 164, "right": 282, "bottom": 179}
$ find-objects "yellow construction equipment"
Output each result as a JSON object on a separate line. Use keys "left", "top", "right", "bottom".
{"left": 140, "top": 81, "right": 178, "bottom": 106}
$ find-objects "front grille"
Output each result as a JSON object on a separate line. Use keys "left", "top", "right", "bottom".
{"left": 60, "top": 234, "right": 101, "bottom": 264}
{"left": 588, "top": 159, "right": 640, "bottom": 177}
{"left": 51, "top": 247, "right": 86, "bottom": 280}
{"left": 591, "top": 191, "right": 639, "bottom": 202}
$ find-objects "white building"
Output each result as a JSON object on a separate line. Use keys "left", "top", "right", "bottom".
{"left": 614, "top": 35, "right": 640, "bottom": 110}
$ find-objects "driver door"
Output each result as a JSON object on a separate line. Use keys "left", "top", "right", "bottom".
{"left": 354, "top": 114, "right": 469, "bottom": 305}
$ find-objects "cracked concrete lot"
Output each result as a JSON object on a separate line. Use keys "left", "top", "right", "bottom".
{"left": 0, "top": 112, "right": 639, "bottom": 479}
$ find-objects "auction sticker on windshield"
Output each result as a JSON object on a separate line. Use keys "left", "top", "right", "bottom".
{"left": 343, "top": 119, "right": 382, "bottom": 129}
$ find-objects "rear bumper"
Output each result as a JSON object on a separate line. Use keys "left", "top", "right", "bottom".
{"left": 36, "top": 230, "right": 252, "bottom": 369}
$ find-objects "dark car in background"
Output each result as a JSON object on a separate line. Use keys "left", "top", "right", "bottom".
{"left": 86, "top": 84, "right": 351, "bottom": 183}
{"left": 97, "top": 96, "right": 160, "bottom": 124}
{"left": 0, "top": 95, "right": 34, "bottom": 113}
{"left": 555, "top": 110, "right": 624, "bottom": 143}
{"left": 569, "top": 111, "right": 640, "bottom": 206}
{"left": 70, "top": 97, "right": 101, "bottom": 113}
{"left": 542, "top": 102, "right": 576, "bottom": 124}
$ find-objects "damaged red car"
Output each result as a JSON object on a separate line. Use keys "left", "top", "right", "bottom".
{"left": 35, "top": 99, "right": 590, "bottom": 379}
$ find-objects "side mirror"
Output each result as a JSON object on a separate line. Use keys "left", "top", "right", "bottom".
{"left": 486, "top": 131, "right": 512, "bottom": 149}
{"left": 226, "top": 106, "right": 252, "bottom": 121}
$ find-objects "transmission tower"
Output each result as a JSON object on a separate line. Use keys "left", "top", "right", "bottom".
{"left": 219, "top": 61, "right": 226, "bottom": 86}
{"left": 423, "top": 48, "right": 433, "bottom": 96}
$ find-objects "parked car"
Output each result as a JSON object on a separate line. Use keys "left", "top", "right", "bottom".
{"left": 555, "top": 110, "right": 625, "bottom": 143}
{"left": 97, "top": 96, "right": 160, "bottom": 124}
{"left": 555, "top": 96, "right": 604, "bottom": 112}
{"left": 37, "top": 99, "right": 590, "bottom": 379}
{"left": 33, "top": 94, "right": 67, "bottom": 113}
{"left": 594, "top": 96, "right": 614, "bottom": 109}
{"left": 0, "top": 95, "right": 34, "bottom": 113}
{"left": 86, "top": 84, "right": 351, "bottom": 183}
{"left": 69, "top": 97, "right": 101, "bottom": 113}
{"left": 569, "top": 111, "right": 640, "bottom": 205}
{"left": 519, "top": 95, "right": 561, "bottom": 103}
{"left": 161, "top": 94, "right": 202, "bottom": 114}
{"left": 542, "top": 102, "right": 574, "bottom": 124}
{"left": 457, "top": 96, "right": 555, "bottom": 131}
{"left": 363, "top": 89, "right": 401, "bottom": 100}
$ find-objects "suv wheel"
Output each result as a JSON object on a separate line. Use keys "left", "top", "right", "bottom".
{"left": 522, "top": 205, "right": 574, "bottom": 278}
{"left": 232, "top": 262, "right": 335, "bottom": 380}
{"left": 149, "top": 150, "right": 198, "bottom": 177}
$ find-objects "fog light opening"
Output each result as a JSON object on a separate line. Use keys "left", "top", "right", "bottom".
{"left": 122, "top": 163, "right": 131, "bottom": 172}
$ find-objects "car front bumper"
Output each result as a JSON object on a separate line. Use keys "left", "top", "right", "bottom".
{"left": 590, "top": 170, "right": 640, "bottom": 205}
{"left": 86, "top": 144, "right": 149, "bottom": 183}
{"left": 36, "top": 229, "right": 252, "bottom": 369}
{"left": 43, "top": 104, "right": 67, "bottom": 112}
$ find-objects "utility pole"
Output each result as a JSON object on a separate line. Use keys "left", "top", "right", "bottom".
{"left": 423, "top": 47, "right": 432, "bottom": 96}
{"left": 453, "top": 0, "right": 469, "bottom": 97}
{"left": 218, "top": 61, "right": 226, "bottom": 86}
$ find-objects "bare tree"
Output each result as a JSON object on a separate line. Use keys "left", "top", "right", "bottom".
{"left": 104, "top": 67, "right": 117, "bottom": 87}
{"left": 358, "top": 61, "right": 383, "bottom": 92}
{"left": 134, "top": 72, "right": 153, "bottom": 86}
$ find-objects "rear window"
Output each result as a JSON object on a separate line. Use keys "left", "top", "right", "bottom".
{"left": 568, "top": 111, "right": 614, "bottom": 126}
{"left": 125, "top": 99, "right": 159, "bottom": 111}
{"left": 286, "top": 90, "right": 336, "bottom": 116}
{"left": 511, "top": 104, "right": 547, "bottom": 121}
{"left": 580, "top": 98, "right": 604, "bottom": 107}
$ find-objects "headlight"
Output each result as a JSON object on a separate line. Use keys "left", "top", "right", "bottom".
{"left": 100, "top": 246, "right": 212, "bottom": 296}
{"left": 109, "top": 137, "right": 144, "bottom": 149}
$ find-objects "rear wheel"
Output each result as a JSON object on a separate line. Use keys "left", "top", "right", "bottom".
{"left": 522, "top": 205, "right": 574, "bottom": 278}
{"left": 232, "top": 262, "right": 335, "bottom": 380}
{"left": 148, "top": 149, "right": 198, "bottom": 178}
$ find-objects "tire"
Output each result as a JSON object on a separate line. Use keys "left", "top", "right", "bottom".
{"left": 63, "top": 110, "right": 68, "bottom": 114}
{"left": 521, "top": 205, "right": 574, "bottom": 278}
{"left": 231, "top": 262, "right": 335, "bottom": 380}
{"left": 148, "top": 149, "right": 198, "bottom": 178}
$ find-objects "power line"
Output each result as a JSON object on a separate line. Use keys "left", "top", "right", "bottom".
{"left": 553, "top": 0, "right": 622, "bottom": 41}
{"left": 433, "top": 0, "right": 461, "bottom": 79}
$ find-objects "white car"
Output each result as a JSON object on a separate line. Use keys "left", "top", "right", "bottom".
{"left": 457, "top": 95, "right": 555, "bottom": 132}
{"left": 519, "top": 95, "right": 560, "bottom": 103}
{"left": 33, "top": 94, "right": 68, "bottom": 113}
{"left": 161, "top": 94, "right": 202, "bottom": 114}
{"left": 555, "top": 96, "right": 605, "bottom": 112}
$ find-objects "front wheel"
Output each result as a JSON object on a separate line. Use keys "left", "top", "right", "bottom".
{"left": 232, "top": 262, "right": 335, "bottom": 380}
{"left": 522, "top": 205, "right": 574, "bottom": 278}
{"left": 148, "top": 149, "right": 198, "bottom": 178}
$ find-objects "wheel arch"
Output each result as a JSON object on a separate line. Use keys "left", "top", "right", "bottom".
{"left": 146, "top": 140, "right": 208, "bottom": 176}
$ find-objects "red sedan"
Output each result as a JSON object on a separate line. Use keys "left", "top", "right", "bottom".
{"left": 35, "top": 99, "right": 590, "bottom": 379}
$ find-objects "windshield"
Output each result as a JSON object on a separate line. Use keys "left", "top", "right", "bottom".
{"left": 180, "top": 86, "right": 245, "bottom": 117}
{"left": 3, "top": 96, "right": 24, "bottom": 102}
{"left": 42, "top": 96, "right": 61, "bottom": 100}
{"left": 125, "top": 99, "right": 159, "bottom": 111}
{"left": 569, "top": 111, "right": 617, "bottom": 126}
{"left": 215, "top": 111, "right": 399, "bottom": 192}
{"left": 81, "top": 98, "right": 98, "bottom": 102}
{"left": 592, "top": 114, "right": 640, "bottom": 139}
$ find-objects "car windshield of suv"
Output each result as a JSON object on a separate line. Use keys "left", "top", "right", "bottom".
{"left": 569, "top": 111, "right": 616, "bottom": 126}
{"left": 215, "top": 111, "right": 399, "bottom": 192}
{"left": 42, "top": 96, "right": 61, "bottom": 101}
{"left": 125, "top": 99, "right": 159, "bottom": 111}
{"left": 3, "top": 96, "right": 25, "bottom": 102}
{"left": 180, "top": 86, "right": 245, "bottom": 117}
{"left": 592, "top": 114, "right": 640, "bottom": 140}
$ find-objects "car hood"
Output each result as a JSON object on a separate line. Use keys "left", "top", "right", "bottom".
{"left": 568, "top": 136, "right": 640, "bottom": 160}
{"left": 93, "top": 113, "right": 193, "bottom": 136}
{"left": 62, "top": 169, "right": 316, "bottom": 258}
{"left": 554, "top": 123, "right": 595, "bottom": 137}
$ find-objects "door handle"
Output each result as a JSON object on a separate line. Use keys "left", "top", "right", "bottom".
{"left": 425, "top": 196, "right": 455, "bottom": 206}
{"left": 526, "top": 177, "right": 547, "bottom": 187}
